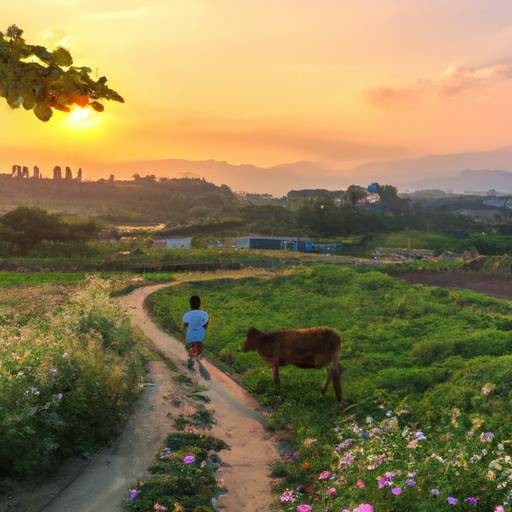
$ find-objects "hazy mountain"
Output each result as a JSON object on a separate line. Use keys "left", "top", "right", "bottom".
{"left": 352, "top": 147, "right": 512, "bottom": 192}
{"left": 101, "top": 158, "right": 346, "bottom": 195}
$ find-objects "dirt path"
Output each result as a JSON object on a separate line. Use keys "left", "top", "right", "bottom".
{"left": 123, "top": 280, "right": 278, "bottom": 511}
{"left": 40, "top": 361, "right": 178, "bottom": 512}
{"left": 397, "top": 271, "right": 512, "bottom": 301}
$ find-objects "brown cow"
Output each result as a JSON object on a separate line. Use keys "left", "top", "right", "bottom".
{"left": 240, "top": 327, "right": 344, "bottom": 403}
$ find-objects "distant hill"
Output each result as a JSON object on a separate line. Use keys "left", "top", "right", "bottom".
{"left": 97, "top": 159, "right": 345, "bottom": 196}
{"left": 352, "top": 147, "right": 512, "bottom": 192}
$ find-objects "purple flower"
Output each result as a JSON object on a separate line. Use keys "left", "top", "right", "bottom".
{"left": 182, "top": 455, "right": 195, "bottom": 464}
{"left": 296, "top": 504, "right": 312, "bottom": 512}
{"left": 318, "top": 470, "right": 331, "bottom": 480}
{"left": 405, "top": 478, "right": 416, "bottom": 488}
{"left": 326, "top": 487, "right": 336, "bottom": 496}
{"left": 465, "top": 497, "right": 479, "bottom": 506}
{"left": 414, "top": 431, "right": 426, "bottom": 440}
{"left": 128, "top": 489, "right": 138, "bottom": 501}
{"left": 431, "top": 488, "right": 440, "bottom": 496}
{"left": 447, "top": 497, "right": 458, "bottom": 505}
{"left": 391, "top": 487, "right": 402, "bottom": 496}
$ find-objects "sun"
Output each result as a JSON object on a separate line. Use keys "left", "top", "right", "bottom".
{"left": 66, "top": 106, "right": 100, "bottom": 129}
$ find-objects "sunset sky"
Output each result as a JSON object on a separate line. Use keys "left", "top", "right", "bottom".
{"left": 4, "top": 0, "right": 512, "bottom": 179}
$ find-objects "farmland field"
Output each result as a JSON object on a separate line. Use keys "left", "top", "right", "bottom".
{"left": 150, "top": 265, "right": 512, "bottom": 511}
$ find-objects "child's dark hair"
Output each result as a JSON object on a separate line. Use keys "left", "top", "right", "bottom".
{"left": 189, "top": 295, "right": 201, "bottom": 309}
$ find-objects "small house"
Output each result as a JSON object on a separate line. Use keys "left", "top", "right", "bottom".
{"left": 153, "top": 237, "right": 193, "bottom": 249}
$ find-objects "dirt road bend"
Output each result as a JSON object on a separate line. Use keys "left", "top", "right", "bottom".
{"left": 122, "top": 282, "right": 278, "bottom": 511}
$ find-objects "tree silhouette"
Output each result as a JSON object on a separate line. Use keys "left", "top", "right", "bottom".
{"left": 0, "top": 25, "right": 124, "bottom": 121}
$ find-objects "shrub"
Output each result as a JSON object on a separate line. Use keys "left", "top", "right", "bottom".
{"left": 0, "top": 278, "right": 144, "bottom": 477}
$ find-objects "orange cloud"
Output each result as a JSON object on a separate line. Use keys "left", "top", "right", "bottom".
{"left": 366, "top": 61, "right": 512, "bottom": 108}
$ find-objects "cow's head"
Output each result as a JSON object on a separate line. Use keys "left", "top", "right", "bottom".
{"left": 240, "top": 327, "right": 263, "bottom": 352}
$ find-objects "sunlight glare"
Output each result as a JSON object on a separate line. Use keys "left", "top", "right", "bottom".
{"left": 66, "top": 106, "right": 100, "bottom": 130}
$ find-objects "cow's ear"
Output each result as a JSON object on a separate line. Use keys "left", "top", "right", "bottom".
{"left": 247, "top": 327, "right": 262, "bottom": 337}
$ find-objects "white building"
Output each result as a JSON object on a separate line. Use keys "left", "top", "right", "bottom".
{"left": 153, "top": 237, "right": 193, "bottom": 249}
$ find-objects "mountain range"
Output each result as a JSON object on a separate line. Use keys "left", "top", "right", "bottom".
{"left": 4, "top": 146, "right": 512, "bottom": 195}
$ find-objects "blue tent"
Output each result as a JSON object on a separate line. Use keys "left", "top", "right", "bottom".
{"left": 368, "top": 182, "right": 380, "bottom": 193}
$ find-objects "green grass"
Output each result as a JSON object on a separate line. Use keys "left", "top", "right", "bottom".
{"left": 149, "top": 265, "right": 512, "bottom": 509}
{"left": 0, "top": 271, "right": 86, "bottom": 287}
{"left": 0, "top": 271, "right": 176, "bottom": 290}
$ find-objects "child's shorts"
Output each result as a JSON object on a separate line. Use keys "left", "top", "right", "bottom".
{"left": 186, "top": 342, "right": 203, "bottom": 359}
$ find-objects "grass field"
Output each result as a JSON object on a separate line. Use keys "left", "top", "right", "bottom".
{"left": 150, "top": 265, "right": 512, "bottom": 511}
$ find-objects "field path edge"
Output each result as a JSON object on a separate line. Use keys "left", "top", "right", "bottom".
{"left": 123, "top": 280, "right": 279, "bottom": 512}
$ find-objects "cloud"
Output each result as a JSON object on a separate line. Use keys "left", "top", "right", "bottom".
{"left": 40, "top": 28, "right": 70, "bottom": 49}
{"left": 366, "top": 61, "right": 512, "bottom": 108}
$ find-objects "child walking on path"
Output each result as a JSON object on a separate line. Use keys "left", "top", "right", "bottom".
{"left": 182, "top": 295, "right": 209, "bottom": 376}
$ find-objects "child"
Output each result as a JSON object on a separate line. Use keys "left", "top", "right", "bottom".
{"left": 182, "top": 295, "right": 209, "bottom": 371}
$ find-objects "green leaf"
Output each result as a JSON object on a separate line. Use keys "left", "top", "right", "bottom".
{"left": 33, "top": 102, "right": 52, "bottom": 121}
{"left": 52, "top": 47, "right": 73, "bottom": 67}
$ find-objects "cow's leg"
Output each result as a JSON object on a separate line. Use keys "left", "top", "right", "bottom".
{"left": 331, "top": 362, "right": 344, "bottom": 404}
{"left": 321, "top": 366, "right": 331, "bottom": 396}
{"left": 271, "top": 359, "right": 280, "bottom": 388}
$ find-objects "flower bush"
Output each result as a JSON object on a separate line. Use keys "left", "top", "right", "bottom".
{"left": 124, "top": 432, "right": 228, "bottom": 512}
{"left": 278, "top": 409, "right": 512, "bottom": 512}
{"left": 0, "top": 277, "right": 144, "bottom": 477}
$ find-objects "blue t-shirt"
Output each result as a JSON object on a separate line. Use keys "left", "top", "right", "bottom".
{"left": 183, "top": 309, "right": 209, "bottom": 343}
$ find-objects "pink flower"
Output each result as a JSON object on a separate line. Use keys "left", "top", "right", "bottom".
{"left": 296, "top": 504, "right": 312, "bottom": 512}
{"left": 356, "top": 479, "right": 366, "bottom": 489}
{"left": 496, "top": 507, "right": 505, "bottom": 512}
{"left": 182, "top": 455, "right": 195, "bottom": 464}
{"left": 353, "top": 504, "right": 374, "bottom": 512}
{"left": 153, "top": 504, "right": 167, "bottom": 511}
{"left": 318, "top": 470, "right": 331, "bottom": 480}
{"left": 280, "top": 490, "right": 296, "bottom": 503}
{"left": 391, "top": 486, "right": 402, "bottom": 496}
{"left": 326, "top": 487, "right": 336, "bottom": 496}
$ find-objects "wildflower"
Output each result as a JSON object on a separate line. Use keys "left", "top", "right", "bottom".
{"left": 336, "top": 439, "right": 354, "bottom": 451}
{"left": 365, "top": 416, "right": 373, "bottom": 424}
{"left": 465, "top": 497, "right": 479, "bottom": 505}
{"left": 480, "top": 432, "right": 495, "bottom": 443}
{"left": 318, "top": 470, "right": 330, "bottom": 480}
{"left": 174, "top": 504, "right": 184, "bottom": 512}
{"left": 128, "top": 489, "right": 138, "bottom": 501}
{"left": 431, "top": 488, "right": 440, "bottom": 496}
{"left": 405, "top": 478, "right": 416, "bottom": 487}
{"left": 386, "top": 410, "right": 393, "bottom": 417}
{"left": 154, "top": 504, "right": 168, "bottom": 511}
{"left": 353, "top": 504, "right": 374, "bottom": 512}
{"left": 481, "top": 383, "right": 496, "bottom": 396}
{"left": 296, "top": 504, "right": 312, "bottom": 512}
{"left": 340, "top": 453, "right": 355, "bottom": 465}
{"left": 377, "top": 472, "right": 393, "bottom": 488}
{"left": 55, "top": 393, "right": 63, "bottom": 401}
{"left": 414, "top": 431, "right": 426, "bottom": 440}
{"left": 326, "top": 487, "right": 336, "bottom": 496}
{"left": 356, "top": 479, "right": 365, "bottom": 489}
{"left": 63, "top": 352, "right": 70, "bottom": 359}
{"left": 447, "top": 497, "right": 458, "bottom": 505}
{"left": 391, "top": 487, "right": 402, "bottom": 496}
{"left": 49, "top": 367, "right": 58, "bottom": 377}
{"left": 182, "top": 455, "right": 195, "bottom": 464}
{"left": 280, "top": 490, "right": 296, "bottom": 503}
{"left": 496, "top": 507, "right": 505, "bottom": 512}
